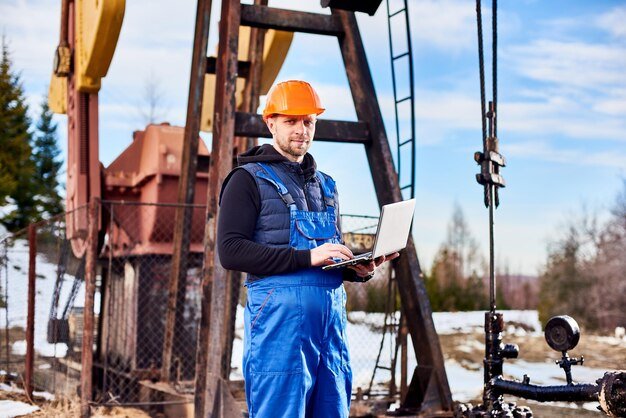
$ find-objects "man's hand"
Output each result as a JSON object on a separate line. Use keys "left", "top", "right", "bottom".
{"left": 310, "top": 243, "right": 354, "bottom": 267}
{"left": 348, "top": 252, "right": 400, "bottom": 279}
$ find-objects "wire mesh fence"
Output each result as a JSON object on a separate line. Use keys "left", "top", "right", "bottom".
{"left": 98, "top": 200, "right": 206, "bottom": 403}
{"left": 0, "top": 205, "right": 89, "bottom": 400}
{"left": 0, "top": 203, "right": 406, "bottom": 413}
{"left": 341, "top": 214, "right": 404, "bottom": 396}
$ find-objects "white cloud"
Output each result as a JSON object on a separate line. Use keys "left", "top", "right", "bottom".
{"left": 407, "top": 0, "right": 476, "bottom": 52}
{"left": 595, "top": 5, "right": 626, "bottom": 40}
{"left": 501, "top": 98, "right": 626, "bottom": 143}
{"left": 501, "top": 30, "right": 626, "bottom": 143}
{"left": 0, "top": 1, "right": 59, "bottom": 83}
{"left": 506, "top": 40, "right": 626, "bottom": 91}
{"left": 505, "top": 140, "right": 626, "bottom": 169}
{"left": 593, "top": 96, "right": 626, "bottom": 116}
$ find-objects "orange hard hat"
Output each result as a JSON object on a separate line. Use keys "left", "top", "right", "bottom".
{"left": 262, "top": 80, "right": 325, "bottom": 120}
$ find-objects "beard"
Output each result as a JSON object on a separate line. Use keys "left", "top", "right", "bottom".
{"left": 276, "top": 137, "right": 310, "bottom": 158}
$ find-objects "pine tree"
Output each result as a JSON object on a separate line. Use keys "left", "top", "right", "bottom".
{"left": 33, "top": 96, "right": 64, "bottom": 217}
{"left": 0, "top": 36, "right": 35, "bottom": 231}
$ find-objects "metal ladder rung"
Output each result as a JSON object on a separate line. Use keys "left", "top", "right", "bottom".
{"left": 388, "top": 8, "right": 406, "bottom": 18}
{"left": 387, "top": 0, "right": 416, "bottom": 200}
{"left": 392, "top": 51, "right": 409, "bottom": 61}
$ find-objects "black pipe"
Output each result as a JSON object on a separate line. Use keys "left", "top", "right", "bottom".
{"left": 492, "top": 377, "right": 599, "bottom": 403}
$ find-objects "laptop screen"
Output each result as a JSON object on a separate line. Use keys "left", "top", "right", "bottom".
{"left": 371, "top": 199, "right": 416, "bottom": 258}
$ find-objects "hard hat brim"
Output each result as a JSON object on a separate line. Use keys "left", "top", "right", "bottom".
{"left": 263, "top": 107, "right": 325, "bottom": 119}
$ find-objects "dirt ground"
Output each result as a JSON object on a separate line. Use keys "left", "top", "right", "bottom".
{"left": 440, "top": 331, "right": 626, "bottom": 371}
{"left": 2, "top": 331, "right": 623, "bottom": 417}
{"left": 0, "top": 390, "right": 151, "bottom": 417}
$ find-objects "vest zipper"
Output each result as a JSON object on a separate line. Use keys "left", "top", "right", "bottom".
{"left": 304, "top": 178, "right": 315, "bottom": 212}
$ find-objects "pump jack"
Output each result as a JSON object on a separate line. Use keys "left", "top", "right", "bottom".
{"left": 49, "top": 0, "right": 453, "bottom": 416}
{"left": 47, "top": 0, "right": 625, "bottom": 417}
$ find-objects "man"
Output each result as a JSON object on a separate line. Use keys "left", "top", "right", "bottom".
{"left": 218, "top": 80, "right": 397, "bottom": 417}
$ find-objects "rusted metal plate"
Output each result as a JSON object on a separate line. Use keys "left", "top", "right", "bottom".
{"left": 234, "top": 112, "right": 371, "bottom": 144}
{"left": 241, "top": 4, "right": 343, "bottom": 36}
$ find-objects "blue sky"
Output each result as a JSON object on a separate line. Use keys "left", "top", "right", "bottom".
{"left": 1, "top": 0, "right": 625, "bottom": 275}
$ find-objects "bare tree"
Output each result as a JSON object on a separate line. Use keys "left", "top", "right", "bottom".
{"left": 137, "top": 71, "right": 167, "bottom": 126}
{"left": 445, "top": 202, "right": 484, "bottom": 279}
{"left": 539, "top": 180, "right": 626, "bottom": 331}
{"left": 426, "top": 203, "right": 488, "bottom": 311}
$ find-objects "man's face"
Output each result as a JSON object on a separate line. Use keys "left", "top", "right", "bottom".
{"left": 266, "top": 114, "right": 317, "bottom": 162}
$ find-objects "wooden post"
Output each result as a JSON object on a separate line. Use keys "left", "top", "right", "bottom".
{"left": 25, "top": 224, "right": 36, "bottom": 398}
{"left": 194, "top": 0, "right": 240, "bottom": 416}
{"left": 163, "top": 0, "right": 213, "bottom": 382}
{"left": 80, "top": 198, "right": 99, "bottom": 418}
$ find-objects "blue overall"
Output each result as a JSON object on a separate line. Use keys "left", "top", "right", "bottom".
{"left": 243, "top": 163, "right": 352, "bottom": 418}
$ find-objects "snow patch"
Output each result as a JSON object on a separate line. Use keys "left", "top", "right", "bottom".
{"left": 0, "top": 383, "right": 55, "bottom": 401}
{"left": 433, "top": 310, "right": 541, "bottom": 335}
{"left": 443, "top": 359, "right": 483, "bottom": 402}
{"left": 504, "top": 359, "right": 607, "bottom": 387}
{"left": 457, "top": 338, "right": 484, "bottom": 353}
{"left": 1, "top": 238, "right": 76, "bottom": 358}
{"left": 0, "top": 400, "right": 39, "bottom": 417}
{"left": 594, "top": 335, "right": 626, "bottom": 346}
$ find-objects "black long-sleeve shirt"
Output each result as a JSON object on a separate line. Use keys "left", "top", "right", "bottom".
{"left": 217, "top": 144, "right": 357, "bottom": 280}
{"left": 218, "top": 167, "right": 312, "bottom": 275}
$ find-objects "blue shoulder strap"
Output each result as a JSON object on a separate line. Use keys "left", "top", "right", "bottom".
{"left": 315, "top": 171, "right": 336, "bottom": 208}
{"left": 255, "top": 163, "right": 297, "bottom": 209}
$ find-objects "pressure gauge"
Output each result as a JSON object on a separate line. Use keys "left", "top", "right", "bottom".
{"left": 544, "top": 315, "right": 580, "bottom": 352}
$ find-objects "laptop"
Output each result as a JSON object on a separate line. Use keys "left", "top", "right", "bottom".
{"left": 322, "top": 199, "right": 416, "bottom": 270}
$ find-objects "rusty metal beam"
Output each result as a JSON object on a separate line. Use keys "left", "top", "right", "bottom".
{"left": 222, "top": 0, "right": 268, "bottom": 380}
{"left": 162, "top": 0, "right": 213, "bottom": 382}
{"left": 25, "top": 224, "right": 36, "bottom": 398}
{"left": 234, "top": 112, "right": 371, "bottom": 144}
{"left": 206, "top": 56, "right": 250, "bottom": 78}
{"left": 333, "top": 8, "right": 452, "bottom": 413}
{"left": 235, "top": 0, "right": 267, "bottom": 155}
{"left": 241, "top": 4, "right": 343, "bottom": 36}
{"left": 81, "top": 198, "right": 99, "bottom": 418}
{"left": 400, "top": 313, "right": 409, "bottom": 399}
{"left": 194, "top": 0, "right": 240, "bottom": 416}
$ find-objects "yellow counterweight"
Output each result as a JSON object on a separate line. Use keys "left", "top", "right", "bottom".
{"left": 75, "top": 0, "right": 125, "bottom": 93}
{"left": 48, "top": 0, "right": 125, "bottom": 113}
{"left": 200, "top": 27, "right": 293, "bottom": 132}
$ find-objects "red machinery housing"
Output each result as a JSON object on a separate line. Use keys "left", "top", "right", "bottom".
{"left": 103, "top": 123, "right": 209, "bottom": 255}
